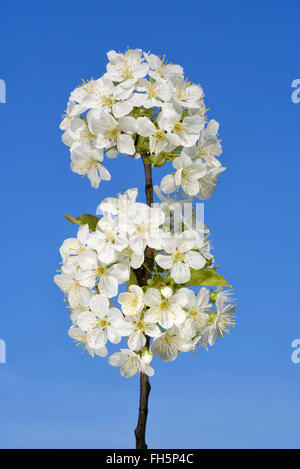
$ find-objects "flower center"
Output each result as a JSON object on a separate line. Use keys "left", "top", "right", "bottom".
{"left": 96, "top": 318, "right": 108, "bottom": 329}
{"left": 121, "top": 357, "right": 139, "bottom": 375}
{"left": 135, "top": 321, "right": 145, "bottom": 331}
{"left": 173, "top": 250, "right": 184, "bottom": 262}
{"left": 106, "top": 127, "right": 119, "bottom": 140}
{"left": 106, "top": 230, "right": 115, "bottom": 242}
{"left": 156, "top": 130, "right": 165, "bottom": 141}
{"left": 101, "top": 95, "right": 114, "bottom": 107}
{"left": 173, "top": 122, "right": 184, "bottom": 134}
{"left": 96, "top": 265, "right": 106, "bottom": 278}
{"left": 160, "top": 300, "right": 169, "bottom": 310}
{"left": 146, "top": 79, "right": 159, "bottom": 98}
{"left": 136, "top": 224, "right": 145, "bottom": 233}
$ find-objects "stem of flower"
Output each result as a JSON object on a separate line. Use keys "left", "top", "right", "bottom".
{"left": 142, "top": 263, "right": 153, "bottom": 276}
{"left": 134, "top": 154, "right": 154, "bottom": 450}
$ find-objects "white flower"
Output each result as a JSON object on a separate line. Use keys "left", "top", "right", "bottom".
{"left": 173, "top": 154, "right": 207, "bottom": 196}
{"left": 68, "top": 76, "right": 134, "bottom": 118}
{"left": 144, "top": 52, "right": 183, "bottom": 81}
{"left": 88, "top": 111, "right": 137, "bottom": 155}
{"left": 69, "top": 77, "right": 113, "bottom": 115}
{"left": 179, "top": 288, "right": 211, "bottom": 339}
{"left": 60, "top": 100, "right": 76, "bottom": 130}
{"left": 200, "top": 295, "right": 236, "bottom": 346}
{"left": 105, "top": 49, "right": 149, "bottom": 82}
{"left": 157, "top": 103, "right": 204, "bottom": 147}
{"left": 109, "top": 348, "right": 154, "bottom": 378}
{"left": 156, "top": 231, "right": 206, "bottom": 284}
{"left": 54, "top": 272, "right": 91, "bottom": 312}
{"left": 59, "top": 224, "right": 90, "bottom": 261}
{"left": 68, "top": 325, "right": 108, "bottom": 358}
{"left": 98, "top": 188, "right": 138, "bottom": 217}
{"left": 170, "top": 75, "right": 204, "bottom": 109}
{"left": 61, "top": 117, "right": 96, "bottom": 149}
{"left": 195, "top": 166, "right": 226, "bottom": 200}
{"left": 144, "top": 286, "right": 187, "bottom": 329}
{"left": 150, "top": 326, "right": 192, "bottom": 361}
{"left": 131, "top": 77, "right": 173, "bottom": 108}
{"left": 70, "top": 144, "right": 111, "bottom": 188}
{"left": 76, "top": 249, "right": 130, "bottom": 297}
{"left": 115, "top": 313, "right": 160, "bottom": 352}
{"left": 160, "top": 153, "right": 206, "bottom": 196}
{"left": 77, "top": 295, "right": 123, "bottom": 349}
{"left": 127, "top": 203, "right": 165, "bottom": 255}
{"left": 136, "top": 116, "right": 174, "bottom": 156}
{"left": 117, "top": 246, "right": 144, "bottom": 269}
{"left": 87, "top": 214, "right": 128, "bottom": 264}
{"left": 214, "top": 287, "right": 234, "bottom": 309}
{"left": 118, "top": 285, "right": 144, "bottom": 316}
{"left": 184, "top": 119, "right": 223, "bottom": 166}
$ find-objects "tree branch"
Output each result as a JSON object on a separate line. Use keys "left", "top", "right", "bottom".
{"left": 134, "top": 154, "right": 154, "bottom": 449}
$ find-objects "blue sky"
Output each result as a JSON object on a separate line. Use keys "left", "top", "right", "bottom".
{"left": 1, "top": 0, "right": 300, "bottom": 449}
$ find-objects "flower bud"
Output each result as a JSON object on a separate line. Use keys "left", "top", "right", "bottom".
{"left": 209, "top": 291, "right": 218, "bottom": 303}
{"left": 161, "top": 286, "right": 173, "bottom": 298}
{"left": 141, "top": 347, "right": 153, "bottom": 365}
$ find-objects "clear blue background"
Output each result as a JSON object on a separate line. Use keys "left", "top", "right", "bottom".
{"left": 1, "top": 0, "right": 299, "bottom": 449}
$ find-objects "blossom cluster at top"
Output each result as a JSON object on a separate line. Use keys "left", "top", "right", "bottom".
{"left": 60, "top": 48, "right": 225, "bottom": 199}
{"left": 54, "top": 189, "right": 235, "bottom": 378}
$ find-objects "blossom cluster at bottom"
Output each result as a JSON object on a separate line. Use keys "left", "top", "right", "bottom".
{"left": 54, "top": 188, "right": 236, "bottom": 378}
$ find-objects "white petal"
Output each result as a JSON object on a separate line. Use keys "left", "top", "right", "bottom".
{"left": 98, "top": 275, "right": 118, "bottom": 298}
{"left": 77, "top": 312, "right": 97, "bottom": 331}
{"left": 160, "top": 174, "right": 177, "bottom": 194}
{"left": 184, "top": 251, "right": 206, "bottom": 270}
{"left": 128, "top": 330, "right": 146, "bottom": 351}
{"left": 118, "top": 116, "right": 138, "bottom": 134}
{"left": 109, "top": 352, "right": 126, "bottom": 366}
{"left": 107, "top": 327, "right": 121, "bottom": 344}
{"left": 117, "top": 133, "right": 135, "bottom": 155}
{"left": 171, "top": 261, "right": 190, "bottom": 284}
{"left": 89, "top": 295, "right": 109, "bottom": 316}
{"left": 144, "top": 288, "right": 161, "bottom": 307}
{"left": 108, "top": 261, "right": 130, "bottom": 283}
{"left": 137, "top": 117, "right": 156, "bottom": 137}
{"left": 155, "top": 254, "right": 173, "bottom": 269}
{"left": 112, "top": 101, "right": 133, "bottom": 118}
{"left": 98, "top": 242, "right": 116, "bottom": 264}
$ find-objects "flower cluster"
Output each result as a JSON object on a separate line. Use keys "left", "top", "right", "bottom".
{"left": 56, "top": 49, "right": 236, "bottom": 378}
{"left": 55, "top": 189, "right": 235, "bottom": 378}
{"left": 60, "top": 48, "right": 225, "bottom": 197}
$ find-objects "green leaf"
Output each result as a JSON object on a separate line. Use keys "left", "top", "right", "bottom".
{"left": 145, "top": 153, "right": 166, "bottom": 167}
{"left": 63, "top": 213, "right": 100, "bottom": 231}
{"left": 145, "top": 146, "right": 183, "bottom": 166}
{"left": 129, "top": 107, "right": 155, "bottom": 119}
{"left": 136, "top": 136, "right": 150, "bottom": 154}
{"left": 184, "top": 268, "right": 231, "bottom": 287}
{"left": 127, "top": 268, "right": 138, "bottom": 289}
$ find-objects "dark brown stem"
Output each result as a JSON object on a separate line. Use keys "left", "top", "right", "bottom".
{"left": 134, "top": 154, "right": 154, "bottom": 450}
{"left": 134, "top": 337, "right": 151, "bottom": 449}
{"left": 142, "top": 154, "right": 154, "bottom": 206}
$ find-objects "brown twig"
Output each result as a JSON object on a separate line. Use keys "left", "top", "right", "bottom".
{"left": 134, "top": 154, "right": 154, "bottom": 449}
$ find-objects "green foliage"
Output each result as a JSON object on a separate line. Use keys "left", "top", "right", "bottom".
{"left": 127, "top": 268, "right": 138, "bottom": 289}
{"left": 145, "top": 146, "right": 182, "bottom": 167}
{"left": 184, "top": 268, "right": 231, "bottom": 287}
{"left": 145, "top": 153, "right": 166, "bottom": 167}
{"left": 209, "top": 291, "right": 218, "bottom": 303}
{"left": 129, "top": 107, "right": 155, "bottom": 119}
{"left": 63, "top": 213, "right": 100, "bottom": 231}
{"left": 136, "top": 136, "right": 150, "bottom": 154}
